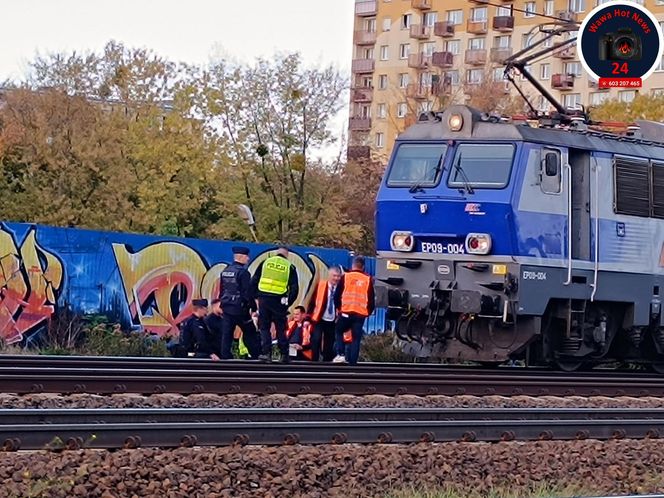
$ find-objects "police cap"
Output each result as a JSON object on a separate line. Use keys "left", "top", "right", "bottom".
{"left": 192, "top": 298, "right": 208, "bottom": 307}
{"left": 232, "top": 246, "right": 250, "bottom": 255}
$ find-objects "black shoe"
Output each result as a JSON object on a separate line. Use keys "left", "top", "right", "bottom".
{"left": 280, "top": 354, "right": 290, "bottom": 364}
{"left": 258, "top": 354, "right": 271, "bottom": 363}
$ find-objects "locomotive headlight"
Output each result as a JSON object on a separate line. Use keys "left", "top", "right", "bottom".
{"left": 465, "top": 233, "right": 492, "bottom": 255}
{"left": 449, "top": 114, "right": 463, "bottom": 132}
{"left": 391, "top": 231, "right": 415, "bottom": 252}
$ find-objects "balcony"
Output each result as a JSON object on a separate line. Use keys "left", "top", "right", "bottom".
{"left": 409, "top": 24, "right": 430, "bottom": 40}
{"left": 554, "top": 45, "right": 576, "bottom": 59}
{"left": 556, "top": 10, "right": 578, "bottom": 23}
{"left": 354, "top": 30, "right": 377, "bottom": 45}
{"left": 411, "top": 0, "right": 431, "bottom": 9}
{"left": 347, "top": 145, "right": 371, "bottom": 160}
{"left": 355, "top": 0, "right": 377, "bottom": 17}
{"left": 465, "top": 49, "right": 487, "bottom": 66}
{"left": 493, "top": 16, "right": 514, "bottom": 32}
{"left": 408, "top": 52, "right": 432, "bottom": 69}
{"left": 432, "top": 51, "right": 454, "bottom": 68}
{"left": 349, "top": 117, "right": 372, "bottom": 130}
{"left": 434, "top": 21, "right": 455, "bottom": 37}
{"left": 467, "top": 19, "right": 488, "bottom": 34}
{"left": 552, "top": 74, "right": 574, "bottom": 90}
{"left": 490, "top": 47, "right": 513, "bottom": 63}
{"left": 351, "top": 87, "right": 374, "bottom": 102}
{"left": 351, "top": 58, "right": 375, "bottom": 73}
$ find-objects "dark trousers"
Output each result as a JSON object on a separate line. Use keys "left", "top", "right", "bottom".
{"left": 335, "top": 314, "right": 366, "bottom": 365}
{"left": 315, "top": 320, "right": 336, "bottom": 362}
{"left": 257, "top": 298, "right": 288, "bottom": 355}
{"left": 221, "top": 313, "right": 260, "bottom": 359}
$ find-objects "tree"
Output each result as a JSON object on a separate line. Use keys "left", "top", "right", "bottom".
{"left": 590, "top": 94, "right": 664, "bottom": 124}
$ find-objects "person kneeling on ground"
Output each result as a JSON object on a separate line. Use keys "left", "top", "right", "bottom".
{"left": 287, "top": 306, "right": 314, "bottom": 361}
{"left": 176, "top": 299, "right": 220, "bottom": 360}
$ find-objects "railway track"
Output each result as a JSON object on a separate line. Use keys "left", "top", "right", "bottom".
{"left": 0, "top": 355, "right": 661, "bottom": 397}
{"left": 2, "top": 407, "right": 664, "bottom": 450}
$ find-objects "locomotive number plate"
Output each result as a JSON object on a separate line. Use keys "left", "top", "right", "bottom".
{"left": 420, "top": 242, "right": 466, "bottom": 254}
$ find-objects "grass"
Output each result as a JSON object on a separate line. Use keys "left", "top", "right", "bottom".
{"left": 386, "top": 483, "right": 592, "bottom": 498}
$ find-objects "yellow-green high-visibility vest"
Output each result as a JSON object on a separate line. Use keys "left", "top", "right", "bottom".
{"left": 258, "top": 255, "right": 290, "bottom": 295}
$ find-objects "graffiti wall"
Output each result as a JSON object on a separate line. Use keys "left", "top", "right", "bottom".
{"left": 0, "top": 222, "right": 385, "bottom": 345}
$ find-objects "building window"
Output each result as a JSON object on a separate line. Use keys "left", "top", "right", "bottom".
{"left": 401, "top": 14, "right": 412, "bottom": 29}
{"left": 469, "top": 37, "right": 485, "bottom": 50}
{"left": 399, "top": 44, "right": 410, "bottom": 59}
{"left": 365, "top": 18, "right": 376, "bottom": 32}
{"left": 375, "top": 132, "right": 385, "bottom": 148}
{"left": 653, "top": 88, "right": 664, "bottom": 96}
{"left": 619, "top": 90, "right": 637, "bottom": 102}
{"left": 564, "top": 61, "right": 582, "bottom": 77}
{"left": 537, "top": 95, "right": 548, "bottom": 112}
{"left": 446, "top": 9, "right": 463, "bottom": 25}
{"left": 361, "top": 76, "right": 373, "bottom": 88}
{"left": 467, "top": 68, "right": 483, "bottom": 84}
{"left": 471, "top": 7, "right": 487, "bottom": 21}
{"left": 524, "top": 2, "right": 536, "bottom": 17}
{"left": 422, "top": 42, "right": 436, "bottom": 56}
{"left": 568, "top": 0, "right": 585, "bottom": 12}
{"left": 361, "top": 47, "right": 374, "bottom": 59}
{"left": 493, "top": 68, "right": 504, "bottom": 81}
{"left": 589, "top": 92, "right": 608, "bottom": 105}
{"left": 545, "top": 0, "right": 554, "bottom": 15}
{"left": 444, "top": 39, "right": 460, "bottom": 55}
{"left": 380, "top": 45, "right": 389, "bottom": 61}
{"left": 447, "top": 70, "right": 460, "bottom": 85}
{"left": 399, "top": 73, "right": 409, "bottom": 88}
{"left": 418, "top": 101, "right": 434, "bottom": 113}
{"left": 377, "top": 103, "right": 387, "bottom": 119}
{"left": 397, "top": 103, "right": 408, "bottom": 118}
{"left": 496, "top": 6, "right": 512, "bottom": 16}
{"left": 522, "top": 33, "right": 535, "bottom": 49}
{"left": 378, "top": 74, "right": 388, "bottom": 90}
{"left": 563, "top": 93, "right": 582, "bottom": 109}
{"left": 423, "top": 11, "right": 438, "bottom": 27}
{"left": 494, "top": 35, "right": 510, "bottom": 48}
{"left": 540, "top": 63, "right": 551, "bottom": 80}
{"left": 382, "top": 17, "right": 391, "bottom": 31}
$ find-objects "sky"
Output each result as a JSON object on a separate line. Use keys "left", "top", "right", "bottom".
{"left": 0, "top": 0, "right": 355, "bottom": 158}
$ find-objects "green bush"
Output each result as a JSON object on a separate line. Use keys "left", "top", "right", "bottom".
{"left": 83, "top": 322, "right": 168, "bottom": 357}
{"left": 360, "top": 332, "right": 415, "bottom": 363}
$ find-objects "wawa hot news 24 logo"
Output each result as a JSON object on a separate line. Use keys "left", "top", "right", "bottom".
{"left": 577, "top": 1, "right": 663, "bottom": 89}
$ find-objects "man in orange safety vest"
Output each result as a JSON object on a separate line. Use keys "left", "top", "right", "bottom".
{"left": 332, "top": 256, "right": 375, "bottom": 365}
{"left": 309, "top": 265, "right": 342, "bottom": 361}
{"left": 286, "top": 306, "right": 314, "bottom": 361}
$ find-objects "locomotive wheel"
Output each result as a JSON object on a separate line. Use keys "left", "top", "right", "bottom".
{"left": 555, "top": 360, "right": 584, "bottom": 372}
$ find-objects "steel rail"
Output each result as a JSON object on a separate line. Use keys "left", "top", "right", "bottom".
{"left": 2, "top": 409, "right": 664, "bottom": 450}
{"left": 0, "top": 364, "right": 662, "bottom": 397}
{"left": 3, "top": 407, "right": 664, "bottom": 425}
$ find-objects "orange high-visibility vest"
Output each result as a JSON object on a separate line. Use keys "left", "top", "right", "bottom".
{"left": 340, "top": 272, "right": 371, "bottom": 316}
{"left": 343, "top": 329, "right": 352, "bottom": 344}
{"left": 311, "top": 281, "right": 330, "bottom": 323}
{"left": 287, "top": 319, "right": 313, "bottom": 360}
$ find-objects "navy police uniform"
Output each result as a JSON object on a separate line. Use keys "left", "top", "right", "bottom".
{"left": 179, "top": 299, "right": 216, "bottom": 358}
{"left": 219, "top": 246, "right": 261, "bottom": 359}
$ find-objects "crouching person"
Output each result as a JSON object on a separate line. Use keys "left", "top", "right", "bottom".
{"left": 177, "top": 299, "right": 220, "bottom": 360}
{"left": 287, "top": 306, "right": 314, "bottom": 361}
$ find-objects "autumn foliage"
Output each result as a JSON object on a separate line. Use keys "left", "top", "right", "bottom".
{"left": 0, "top": 42, "right": 377, "bottom": 253}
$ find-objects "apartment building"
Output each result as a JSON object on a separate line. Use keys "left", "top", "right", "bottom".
{"left": 348, "top": 0, "right": 664, "bottom": 161}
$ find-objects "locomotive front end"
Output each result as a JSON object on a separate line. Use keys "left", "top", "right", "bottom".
{"left": 375, "top": 105, "right": 538, "bottom": 363}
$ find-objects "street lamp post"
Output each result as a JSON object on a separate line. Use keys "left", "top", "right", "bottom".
{"left": 237, "top": 204, "right": 258, "bottom": 242}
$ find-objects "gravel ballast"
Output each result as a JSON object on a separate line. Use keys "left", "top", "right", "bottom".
{"left": 1, "top": 440, "right": 663, "bottom": 498}
{"left": 4, "top": 392, "right": 664, "bottom": 409}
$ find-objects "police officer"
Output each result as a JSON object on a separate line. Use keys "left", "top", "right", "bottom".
{"left": 219, "top": 246, "right": 261, "bottom": 359}
{"left": 251, "top": 246, "right": 299, "bottom": 363}
{"left": 180, "top": 299, "right": 220, "bottom": 360}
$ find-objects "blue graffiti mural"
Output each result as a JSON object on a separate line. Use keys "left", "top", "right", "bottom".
{"left": 0, "top": 222, "right": 385, "bottom": 344}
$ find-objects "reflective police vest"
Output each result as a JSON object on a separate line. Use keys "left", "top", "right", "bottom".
{"left": 258, "top": 256, "right": 290, "bottom": 295}
{"left": 220, "top": 263, "right": 243, "bottom": 307}
{"left": 340, "top": 271, "right": 371, "bottom": 316}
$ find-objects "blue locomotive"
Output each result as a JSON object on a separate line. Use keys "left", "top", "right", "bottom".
{"left": 375, "top": 104, "right": 664, "bottom": 371}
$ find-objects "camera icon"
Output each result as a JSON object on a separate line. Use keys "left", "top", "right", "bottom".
{"left": 599, "top": 28, "right": 642, "bottom": 61}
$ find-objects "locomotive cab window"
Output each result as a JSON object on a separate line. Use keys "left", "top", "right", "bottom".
{"left": 386, "top": 143, "right": 448, "bottom": 187}
{"left": 447, "top": 143, "right": 515, "bottom": 189}
{"left": 540, "top": 149, "right": 561, "bottom": 194}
